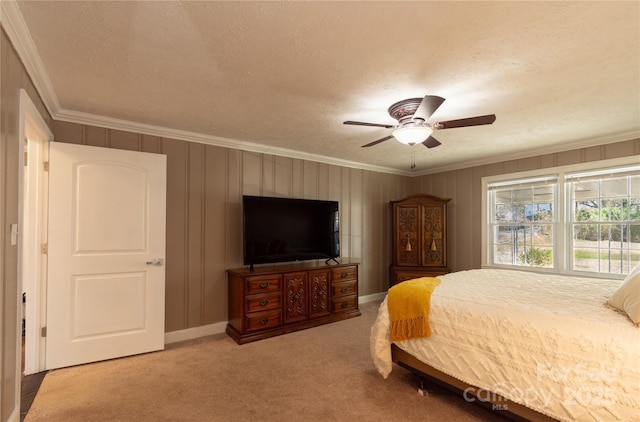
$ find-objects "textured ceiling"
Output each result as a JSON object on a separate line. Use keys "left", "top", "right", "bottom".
{"left": 8, "top": 1, "right": 640, "bottom": 175}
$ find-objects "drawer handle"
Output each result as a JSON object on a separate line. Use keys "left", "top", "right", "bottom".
{"left": 260, "top": 299, "right": 269, "bottom": 307}
{"left": 341, "top": 301, "right": 349, "bottom": 309}
{"left": 259, "top": 282, "right": 269, "bottom": 289}
{"left": 341, "top": 287, "right": 348, "bottom": 293}
{"left": 260, "top": 318, "right": 269, "bottom": 325}
{"left": 340, "top": 271, "right": 348, "bottom": 278}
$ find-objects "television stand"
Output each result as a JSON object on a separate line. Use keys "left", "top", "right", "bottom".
{"left": 325, "top": 257, "right": 339, "bottom": 265}
{"left": 226, "top": 260, "right": 360, "bottom": 344}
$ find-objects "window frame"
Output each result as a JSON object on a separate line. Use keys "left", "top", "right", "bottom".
{"left": 481, "top": 155, "right": 640, "bottom": 278}
{"left": 487, "top": 176, "right": 559, "bottom": 269}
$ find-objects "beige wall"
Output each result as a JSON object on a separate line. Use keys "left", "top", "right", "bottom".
{"left": 51, "top": 121, "right": 411, "bottom": 332}
{"left": 0, "top": 28, "right": 52, "bottom": 422}
{"left": 411, "top": 139, "right": 640, "bottom": 272}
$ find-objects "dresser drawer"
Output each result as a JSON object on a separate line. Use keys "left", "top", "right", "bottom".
{"left": 392, "top": 269, "right": 448, "bottom": 286}
{"left": 332, "top": 295, "right": 357, "bottom": 312}
{"left": 332, "top": 280, "right": 357, "bottom": 298}
{"left": 246, "top": 274, "right": 282, "bottom": 294}
{"left": 331, "top": 266, "right": 357, "bottom": 282}
{"left": 246, "top": 292, "right": 281, "bottom": 313}
{"left": 245, "top": 310, "right": 281, "bottom": 332}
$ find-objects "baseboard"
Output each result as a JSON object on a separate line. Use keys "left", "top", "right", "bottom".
{"left": 164, "top": 321, "right": 227, "bottom": 345}
{"left": 7, "top": 406, "right": 19, "bottom": 422}
{"left": 164, "top": 291, "right": 388, "bottom": 344}
{"left": 359, "top": 292, "right": 386, "bottom": 303}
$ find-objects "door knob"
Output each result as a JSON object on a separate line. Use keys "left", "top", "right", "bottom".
{"left": 146, "top": 258, "right": 164, "bottom": 266}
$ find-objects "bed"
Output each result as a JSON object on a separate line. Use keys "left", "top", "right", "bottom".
{"left": 370, "top": 268, "right": 640, "bottom": 422}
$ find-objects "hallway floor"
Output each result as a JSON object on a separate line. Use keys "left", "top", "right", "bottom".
{"left": 21, "top": 335, "right": 46, "bottom": 421}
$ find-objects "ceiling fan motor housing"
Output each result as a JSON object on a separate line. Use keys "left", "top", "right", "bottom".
{"left": 388, "top": 98, "right": 424, "bottom": 125}
{"left": 389, "top": 98, "right": 422, "bottom": 121}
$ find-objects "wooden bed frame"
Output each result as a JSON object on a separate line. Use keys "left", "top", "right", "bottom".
{"left": 391, "top": 344, "right": 557, "bottom": 422}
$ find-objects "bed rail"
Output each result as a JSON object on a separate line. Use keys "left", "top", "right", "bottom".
{"left": 391, "top": 344, "right": 558, "bottom": 422}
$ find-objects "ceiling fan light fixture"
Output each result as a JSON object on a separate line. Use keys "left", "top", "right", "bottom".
{"left": 345, "top": 95, "right": 495, "bottom": 150}
{"left": 392, "top": 126, "right": 433, "bottom": 145}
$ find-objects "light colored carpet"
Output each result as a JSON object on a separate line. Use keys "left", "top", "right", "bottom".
{"left": 25, "top": 301, "right": 507, "bottom": 422}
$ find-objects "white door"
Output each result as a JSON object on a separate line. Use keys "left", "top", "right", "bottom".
{"left": 46, "top": 142, "right": 166, "bottom": 370}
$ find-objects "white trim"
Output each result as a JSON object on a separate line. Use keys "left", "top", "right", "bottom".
{"left": 487, "top": 175, "right": 558, "bottom": 189}
{"left": 164, "top": 321, "right": 228, "bottom": 345}
{"left": 54, "top": 108, "right": 413, "bottom": 177}
{"left": 565, "top": 164, "right": 640, "bottom": 180}
{"left": 6, "top": 408, "right": 19, "bottom": 422}
{"left": 558, "top": 174, "right": 567, "bottom": 274}
{"left": 482, "top": 155, "right": 640, "bottom": 186}
{"left": 359, "top": 292, "right": 387, "bottom": 303}
{"left": 164, "top": 292, "right": 386, "bottom": 345}
{"left": 1, "top": 1, "right": 60, "bottom": 118}
{"left": 19, "top": 89, "right": 53, "bottom": 377}
{"left": 481, "top": 178, "right": 489, "bottom": 268}
{"left": 411, "top": 130, "right": 640, "bottom": 177}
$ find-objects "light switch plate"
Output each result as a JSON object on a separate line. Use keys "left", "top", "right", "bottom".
{"left": 10, "top": 224, "right": 18, "bottom": 245}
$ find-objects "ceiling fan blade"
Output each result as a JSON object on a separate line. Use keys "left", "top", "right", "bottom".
{"left": 361, "top": 135, "right": 394, "bottom": 148}
{"left": 344, "top": 120, "right": 394, "bottom": 129}
{"left": 421, "top": 136, "right": 441, "bottom": 148}
{"left": 437, "top": 114, "right": 496, "bottom": 129}
{"left": 413, "top": 95, "right": 446, "bottom": 121}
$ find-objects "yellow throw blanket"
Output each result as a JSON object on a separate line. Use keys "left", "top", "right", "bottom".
{"left": 388, "top": 277, "right": 441, "bottom": 342}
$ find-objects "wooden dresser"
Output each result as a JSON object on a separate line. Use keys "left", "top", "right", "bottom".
{"left": 390, "top": 194, "right": 451, "bottom": 287}
{"left": 226, "top": 260, "right": 360, "bottom": 344}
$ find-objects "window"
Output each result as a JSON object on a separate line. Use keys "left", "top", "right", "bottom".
{"left": 568, "top": 170, "right": 640, "bottom": 274}
{"left": 483, "top": 157, "right": 640, "bottom": 276}
{"left": 488, "top": 177, "right": 557, "bottom": 268}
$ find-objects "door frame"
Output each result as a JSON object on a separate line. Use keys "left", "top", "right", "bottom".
{"left": 19, "top": 89, "right": 53, "bottom": 376}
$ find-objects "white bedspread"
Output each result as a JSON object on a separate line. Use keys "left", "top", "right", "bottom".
{"left": 370, "top": 269, "right": 640, "bottom": 421}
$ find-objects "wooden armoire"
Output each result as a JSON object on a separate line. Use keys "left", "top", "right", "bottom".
{"left": 389, "top": 194, "right": 451, "bottom": 286}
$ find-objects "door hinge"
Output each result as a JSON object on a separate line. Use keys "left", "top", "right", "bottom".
{"left": 41, "top": 326, "right": 47, "bottom": 337}
{"left": 41, "top": 243, "right": 48, "bottom": 254}
{"left": 24, "top": 151, "right": 28, "bottom": 167}
{"left": 43, "top": 161, "right": 49, "bottom": 172}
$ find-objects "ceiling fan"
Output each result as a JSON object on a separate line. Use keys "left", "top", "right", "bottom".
{"left": 344, "top": 95, "right": 496, "bottom": 148}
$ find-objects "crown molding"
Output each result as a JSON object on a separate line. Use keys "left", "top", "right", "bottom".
{"left": 1, "top": 0, "right": 60, "bottom": 117}
{"left": 53, "top": 108, "right": 640, "bottom": 179}
{"left": 54, "top": 108, "right": 414, "bottom": 176}
{"left": 411, "top": 130, "right": 640, "bottom": 177}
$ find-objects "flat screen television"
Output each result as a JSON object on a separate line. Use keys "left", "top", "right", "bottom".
{"left": 242, "top": 195, "right": 340, "bottom": 268}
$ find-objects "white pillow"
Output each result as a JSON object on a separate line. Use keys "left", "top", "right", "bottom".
{"left": 607, "top": 264, "right": 640, "bottom": 326}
